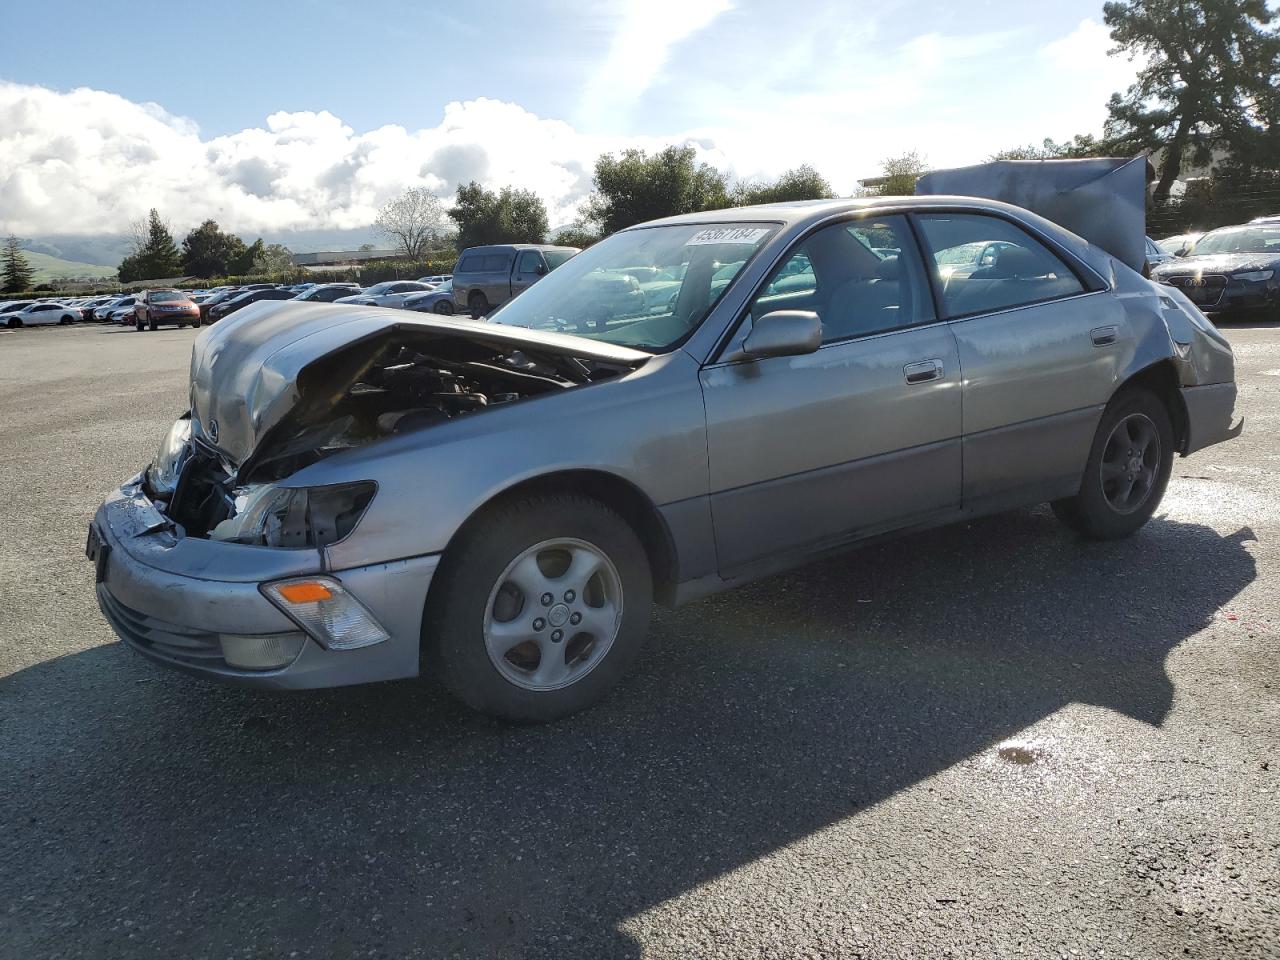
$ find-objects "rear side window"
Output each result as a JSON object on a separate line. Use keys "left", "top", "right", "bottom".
{"left": 915, "top": 213, "right": 1086, "bottom": 318}
{"left": 482, "top": 253, "right": 512, "bottom": 272}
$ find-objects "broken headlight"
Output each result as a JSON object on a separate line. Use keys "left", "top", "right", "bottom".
{"left": 147, "top": 415, "right": 193, "bottom": 496}
{"left": 209, "top": 481, "right": 376, "bottom": 548}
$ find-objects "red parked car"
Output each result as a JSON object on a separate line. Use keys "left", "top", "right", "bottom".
{"left": 134, "top": 289, "right": 201, "bottom": 331}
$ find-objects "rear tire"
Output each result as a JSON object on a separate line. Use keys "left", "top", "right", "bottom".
{"left": 468, "top": 291, "right": 489, "bottom": 320}
{"left": 1051, "top": 388, "right": 1174, "bottom": 540}
{"left": 135, "top": 317, "right": 145, "bottom": 332}
{"left": 424, "top": 494, "right": 652, "bottom": 722}
{"left": 148, "top": 318, "right": 158, "bottom": 331}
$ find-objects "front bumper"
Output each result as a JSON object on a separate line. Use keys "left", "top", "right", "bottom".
{"left": 1181, "top": 382, "right": 1242, "bottom": 455}
{"left": 1158, "top": 276, "right": 1278, "bottom": 316}
{"left": 91, "top": 478, "right": 437, "bottom": 689}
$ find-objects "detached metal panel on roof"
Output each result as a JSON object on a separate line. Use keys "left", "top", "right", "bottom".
{"left": 916, "top": 157, "right": 1151, "bottom": 273}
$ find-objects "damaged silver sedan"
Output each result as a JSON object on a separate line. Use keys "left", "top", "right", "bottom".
{"left": 90, "top": 193, "right": 1240, "bottom": 721}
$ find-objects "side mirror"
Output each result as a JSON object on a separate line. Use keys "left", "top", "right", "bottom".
{"left": 536, "top": 262, "right": 548, "bottom": 275}
{"left": 730, "top": 310, "right": 822, "bottom": 361}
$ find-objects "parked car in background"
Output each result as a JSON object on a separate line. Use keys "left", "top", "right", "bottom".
{"left": 1250, "top": 214, "right": 1280, "bottom": 224}
{"left": 1150, "top": 221, "right": 1280, "bottom": 318}
{"left": 207, "top": 286, "right": 297, "bottom": 322}
{"left": 197, "top": 289, "right": 242, "bottom": 324}
{"left": 452, "top": 244, "right": 578, "bottom": 317}
{"left": 335, "top": 280, "right": 435, "bottom": 308}
{"left": 134, "top": 289, "right": 202, "bottom": 331}
{"left": 291, "top": 283, "right": 363, "bottom": 303}
{"left": 89, "top": 196, "right": 1240, "bottom": 721}
{"left": 400, "top": 280, "right": 457, "bottom": 314}
{"left": 1155, "top": 232, "right": 1204, "bottom": 257}
{"left": 94, "top": 296, "right": 137, "bottom": 321}
{"left": 78, "top": 296, "right": 115, "bottom": 321}
{"left": 3, "top": 301, "right": 80, "bottom": 327}
{"left": 1145, "top": 236, "right": 1175, "bottom": 272}
{"left": 416, "top": 274, "right": 452, "bottom": 285}
{"left": 0, "top": 300, "right": 38, "bottom": 320}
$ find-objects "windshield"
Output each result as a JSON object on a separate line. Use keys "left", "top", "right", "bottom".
{"left": 363, "top": 282, "right": 393, "bottom": 295}
{"left": 1192, "top": 226, "right": 1280, "bottom": 256}
{"left": 151, "top": 290, "right": 185, "bottom": 302}
{"left": 488, "top": 222, "right": 777, "bottom": 351}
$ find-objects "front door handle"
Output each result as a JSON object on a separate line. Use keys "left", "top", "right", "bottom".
{"left": 1090, "top": 325, "right": 1119, "bottom": 346}
{"left": 904, "top": 359, "right": 944, "bottom": 384}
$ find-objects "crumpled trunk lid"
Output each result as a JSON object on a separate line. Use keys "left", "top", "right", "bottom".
{"left": 188, "top": 300, "right": 649, "bottom": 469}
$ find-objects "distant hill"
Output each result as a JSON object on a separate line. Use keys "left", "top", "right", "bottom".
{"left": 22, "top": 227, "right": 383, "bottom": 270}
{"left": 22, "top": 250, "right": 118, "bottom": 283}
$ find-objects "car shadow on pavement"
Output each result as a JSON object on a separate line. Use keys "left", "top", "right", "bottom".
{"left": 0, "top": 508, "right": 1257, "bottom": 958}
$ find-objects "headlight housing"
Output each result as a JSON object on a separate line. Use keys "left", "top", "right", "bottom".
{"left": 209, "top": 481, "right": 376, "bottom": 548}
{"left": 146, "top": 416, "right": 193, "bottom": 496}
{"left": 1232, "top": 270, "right": 1274, "bottom": 282}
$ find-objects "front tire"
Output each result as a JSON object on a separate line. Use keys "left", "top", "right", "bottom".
{"left": 433, "top": 300, "right": 455, "bottom": 315}
{"left": 1052, "top": 388, "right": 1174, "bottom": 540}
{"left": 135, "top": 317, "right": 145, "bottom": 332}
{"left": 424, "top": 494, "right": 652, "bottom": 722}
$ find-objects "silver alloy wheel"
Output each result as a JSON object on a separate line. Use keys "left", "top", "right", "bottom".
{"left": 1100, "top": 412, "right": 1160, "bottom": 514}
{"left": 483, "top": 537, "right": 624, "bottom": 691}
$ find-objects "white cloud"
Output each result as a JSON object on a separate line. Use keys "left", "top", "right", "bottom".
{"left": 579, "top": 0, "right": 734, "bottom": 130}
{"left": 0, "top": 25, "right": 1141, "bottom": 242}
{"left": 0, "top": 81, "right": 737, "bottom": 238}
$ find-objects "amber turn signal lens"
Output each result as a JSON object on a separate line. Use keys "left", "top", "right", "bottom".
{"left": 275, "top": 581, "right": 334, "bottom": 604}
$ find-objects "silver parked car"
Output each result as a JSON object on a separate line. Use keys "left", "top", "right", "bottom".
{"left": 89, "top": 196, "right": 1240, "bottom": 721}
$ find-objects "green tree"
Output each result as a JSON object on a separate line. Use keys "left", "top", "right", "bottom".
{"left": 123, "top": 208, "right": 181, "bottom": 280}
{"left": 1, "top": 236, "right": 36, "bottom": 293}
{"left": 448, "top": 183, "right": 550, "bottom": 249}
{"left": 375, "top": 186, "right": 448, "bottom": 258}
{"left": 990, "top": 134, "right": 1110, "bottom": 161}
{"left": 1102, "top": 0, "right": 1280, "bottom": 201}
{"left": 181, "top": 220, "right": 248, "bottom": 279}
{"left": 868, "top": 151, "right": 929, "bottom": 196}
{"left": 730, "top": 165, "right": 836, "bottom": 205}
{"left": 583, "top": 145, "right": 730, "bottom": 235}
{"left": 551, "top": 226, "right": 602, "bottom": 250}
{"left": 252, "top": 243, "right": 294, "bottom": 275}
{"left": 232, "top": 238, "right": 265, "bottom": 276}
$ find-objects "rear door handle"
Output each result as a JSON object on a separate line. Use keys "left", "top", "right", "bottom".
{"left": 903, "top": 359, "right": 944, "bottom": 384}
{"left": 1090, "top": 325, "right": 1119, "bottom": 346}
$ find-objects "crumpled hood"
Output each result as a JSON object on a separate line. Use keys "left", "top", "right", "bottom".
{"left": 188, "top": 300, "right": 650, "bottom": 468}
{"left": 1152, "top": 252, "right": 1280, "bottom": 278}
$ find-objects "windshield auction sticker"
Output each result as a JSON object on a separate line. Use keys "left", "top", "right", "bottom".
{"left": 686, "top": 227, "right": 771, "bottom": 246}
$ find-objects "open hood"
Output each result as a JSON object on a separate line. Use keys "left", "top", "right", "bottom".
{"left": 916, "top": 157, "right": 1151, "bottom": 273}
{"left": 189, "top": 300, "right": 650, "bottom": 470}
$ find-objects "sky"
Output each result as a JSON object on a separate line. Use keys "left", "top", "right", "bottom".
{"left": 0, "top": 0, "right": 1140, "bottom": 241}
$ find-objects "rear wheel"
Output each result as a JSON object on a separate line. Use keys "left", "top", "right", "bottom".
{"left": 148, "top": 318, "right": 158, "bottom": 331}
{"left": 135, "top": 316, "right": 145, "bottom": 332}
{"left": 1052, "top": 388, "right": 1174, "bottom": 540}
{"left": 433, "top": 300, "right": 455, "bottom": 315}
{"left": 425, "top": 494, "right": 652, "bottom": 722}
{"left": 467, "top": 291, "right": 489, "bottom": 320}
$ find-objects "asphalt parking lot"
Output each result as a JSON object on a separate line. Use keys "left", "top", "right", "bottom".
{"left": 1, "top": 320, "right": 1277, "bottom": 959}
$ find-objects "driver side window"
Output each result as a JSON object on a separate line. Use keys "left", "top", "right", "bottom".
{"left": 749, "top": 215, "right": 934, "bottom": 344}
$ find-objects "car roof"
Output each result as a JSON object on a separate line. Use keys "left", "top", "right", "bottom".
{"left": 635, "top": 195, "right": 1067, "bottom": 232}
{"left": 461, "top": 243, "right": 578, "bottom": 253}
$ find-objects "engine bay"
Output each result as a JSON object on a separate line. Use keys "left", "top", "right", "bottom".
{"left": 160, "top": 334, "right": 627, "bottom": 542}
